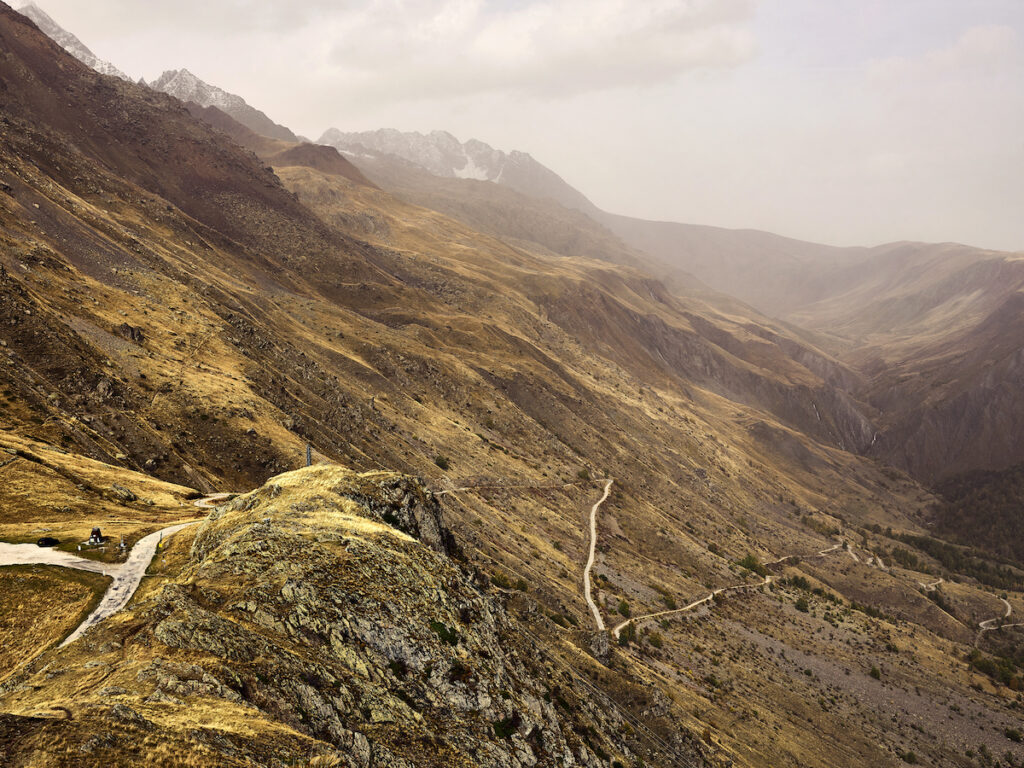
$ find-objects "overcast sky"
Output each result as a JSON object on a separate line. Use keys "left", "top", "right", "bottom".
{"left": 24, "top": 0, "right": 1024, "bottom": 250}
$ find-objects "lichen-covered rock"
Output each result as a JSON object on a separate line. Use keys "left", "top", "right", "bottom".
{"left": 0, "top": 466, "right": 705, "bottom": 767}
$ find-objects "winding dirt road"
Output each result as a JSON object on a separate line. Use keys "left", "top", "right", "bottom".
{"left": 0, "top": 493, "right": 227, "bottom": 647}
{"left": 193, "top": 492, "right": 235, "bottom": 509}
{"left": 583, "top": 479, "right": 613, "bottom": 631}
{"left": 59, "top": 521, "right": 198, "bottom": 646}
{"left": 978, "top": 597, "right": 1021, "bottom": 633}
{"left": 611, "top": 542, "right": 844, "bottom": 640}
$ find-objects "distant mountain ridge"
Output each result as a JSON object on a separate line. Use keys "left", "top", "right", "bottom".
{"left": 19, "top": 4, "right": 300, "bottom": 143}
{"left": 149, "top": 68, "right": 299, "bottom": 142}
{"left": 17, "top": 1, "right": 128, "bottom": 80}
{"left": 319, "top": 128, "right": 596, "bottom": 214}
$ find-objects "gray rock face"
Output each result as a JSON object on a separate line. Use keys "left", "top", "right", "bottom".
{"left": 147, "top": 465, "right": 610, "bottom": 765}
{"left": 318, "top": 128, "right": 596, "bottom": 214}
{"left": 18, "top": 3, "right": 129, "bottom": 80}
{"left": 150, "top": 69, "right": 299, "bottom": 142}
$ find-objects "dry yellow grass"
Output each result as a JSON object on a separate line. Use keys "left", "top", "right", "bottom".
{"left": 0, "top": 565, "right": 108, "bottom": 681}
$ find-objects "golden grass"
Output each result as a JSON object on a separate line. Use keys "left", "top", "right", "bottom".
{"left": 0, "top": 564, "right": 109, "bottom": 681}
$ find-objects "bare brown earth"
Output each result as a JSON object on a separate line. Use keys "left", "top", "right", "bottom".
{"left": 0, "top": 4, "right": 1021, "bottom": 767}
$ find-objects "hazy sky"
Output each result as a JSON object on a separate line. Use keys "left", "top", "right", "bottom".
{"left": 24, "top": 0, "right": 1024, "bottom": 250}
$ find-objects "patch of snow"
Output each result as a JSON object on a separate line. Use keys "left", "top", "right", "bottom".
{"left": 19, "top": 2, "right": 130, "bottom": 81}
{"left": 453, "top": 152, "right": 492, "bottom": 181}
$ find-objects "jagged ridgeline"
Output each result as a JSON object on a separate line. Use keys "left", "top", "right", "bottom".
{"left": 0, "top": 467, "right": 706, "bottom": 767}
{"left": 2, "top": 3, "right": 1024, "bottom": 768}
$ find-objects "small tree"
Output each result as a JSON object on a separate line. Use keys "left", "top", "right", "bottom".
{"left": 618, "top": 622, "right": 636, "bottom": 646}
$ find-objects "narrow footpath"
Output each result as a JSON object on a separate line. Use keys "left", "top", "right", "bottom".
{"left": 583, "top": 479, "right": 613, "bottom": 631}
{"left": 611, "top": 543, "right": 843, "bottom": 640}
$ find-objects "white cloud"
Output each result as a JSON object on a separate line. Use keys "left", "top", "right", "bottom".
{"left": 21, "top": 1, "right": 1024, "bottom": 250}
{"left": 868, "top": 24, "right": 1019, "bottom": 84}
{"left": 317, "top": 0, "right": 757, "bottom": 101}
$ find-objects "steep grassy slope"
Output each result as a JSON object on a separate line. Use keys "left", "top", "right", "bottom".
{"left": 336, "top": 134, "right": 1024, "bottom": 486}
{"left": 1, "top": 5, "right": 1023, "bottom": 767}
{"left": 0, "top": 466, "right": 714, "bottom": 767}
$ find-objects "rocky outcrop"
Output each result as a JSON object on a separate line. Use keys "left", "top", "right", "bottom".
{"left": 150, "top": 69, "right": 299, "bottom": 142}
{"left": 0, "top": 466, "right": 686, "bottom": 767}
{"left": 17, "top": 2, "right": 130, "bottom": 80}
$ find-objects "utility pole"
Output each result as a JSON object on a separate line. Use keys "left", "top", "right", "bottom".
{"left": 306, "top": 444, "right": 312, "bottom": 467}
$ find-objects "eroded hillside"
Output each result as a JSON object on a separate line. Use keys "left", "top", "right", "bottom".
{"left": 2, "top": 4, "right": 1023, "bottom": 767}
{"left": 2, "top": 467, "right": 711, "bottom": 767}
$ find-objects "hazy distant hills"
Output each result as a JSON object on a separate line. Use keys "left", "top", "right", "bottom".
{"left": 4, "top": 5, "right": 1024, "bottom": 767}
{"left": 318, "top": 127, "right": 1024, "bottom": 485}
{"left": 17, "top": 1, "right": 128, "bottom": 80}
{"left": 320, "top": 128, "right": 596, "bottom": 214}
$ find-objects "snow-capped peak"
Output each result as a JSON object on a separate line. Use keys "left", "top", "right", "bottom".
{"left": 18, "top": 2, "right": 130, "bottom": 81}
{"left": 317, "top": 128, "right": 596, "bottom": 214}
{"left": 148, "top": 69, "right": 298, "bottom": 142}
{"left": 150, "top": 69, "right": 247, "bottom": 114}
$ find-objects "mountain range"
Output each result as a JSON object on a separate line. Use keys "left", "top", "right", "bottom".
{"left": 149, "top": 68, "right": 300, "bottom": 143}
{"left": 1, "top": 4, "right": 1022, "bottom": 768}
{"left": 16, "top": 2, "right": 127, "bottom": 80}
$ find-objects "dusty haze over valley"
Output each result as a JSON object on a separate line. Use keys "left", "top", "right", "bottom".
{"left": 1, "top": 2, "right": 1023, "bottom": 768}
{"left": 15, "top": 0, "right": 1024, "bottom": 251}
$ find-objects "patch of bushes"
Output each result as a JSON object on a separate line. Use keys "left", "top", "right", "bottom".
{"left": 967, "top": 649, "right": 1020, "bottom": 688}
{"left": 895, "top": 532, "right": 1024, "bottom": 591}
{"left": 492, "top": 713, "right": 521, "bottom": 739}
{"left": 617, "top": 622, "right": 636, "bottom": 646}
{"left": 850, "top": 600, "right": 892, "bottom": 621}
{"left": 433, "top": 455, "right": 450, "bottom": 471}
{"left": 786, "top": 575, "right": 812, "bottom": 591}
{"left": 737, "top": 553, "right": 768, "bottom": 577}
{"left": 429, "top": 621, "right": 459, "bottom": 646}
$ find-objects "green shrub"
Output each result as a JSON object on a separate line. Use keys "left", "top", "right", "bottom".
{"left": 786, "top": 575, "right": 812, "bottom": 591}
{"left": 492, "top": 714, "right": 520, "bottom": 739}
{"left": 795, "top": 597, "right": 810, "bottom": 613}
{"left": 429, "top": 621, "right": 459, "bottom": 646}
{"left": 1005, "top": 728, "right": 1022, "bottom": 743}
{"left": 433, "top": 455, "right": 450, "bottom": 470}
{"left": 869, "top": 666, "right": 881, "bottom": 680}
{"left": 737, "top": 553, "right": 768, "bottom": 577}
{"left": 618, "top": 623, "right": 636, "bottom": 646}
